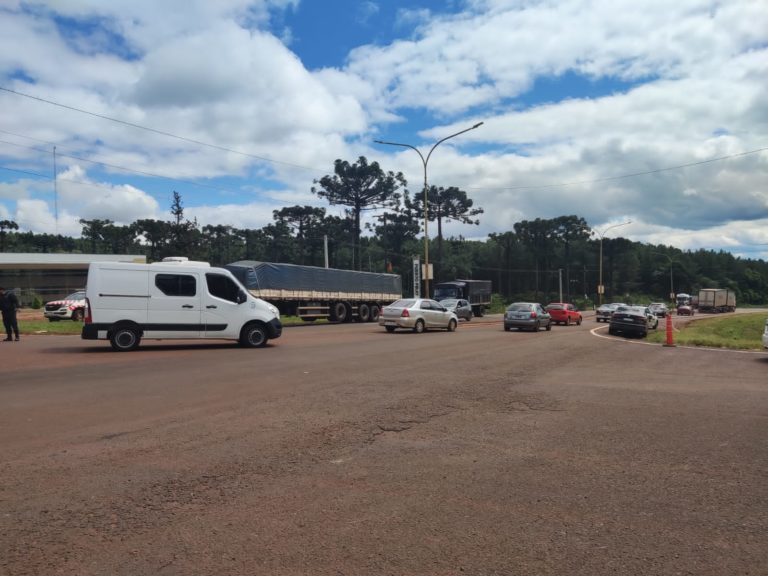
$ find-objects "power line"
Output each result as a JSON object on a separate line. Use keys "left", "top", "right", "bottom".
{"left": 0, "top": 85, "right": 328, "bottom": 174}
{"left": 0, "top": 135, "right": 267, "bottom": 197}
{"left": 466, "top": 147, "right": 768, "bottom": 192}
{"left": 2, "top": 86, "right": 766, "bottom": 195}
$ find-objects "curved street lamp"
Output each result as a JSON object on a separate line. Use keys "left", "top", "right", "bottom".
{"left": 374, "top": 121, "right": 484, "bottom": 297}
{"left": 584, "top": 221, "right": 632, "bottom": 305}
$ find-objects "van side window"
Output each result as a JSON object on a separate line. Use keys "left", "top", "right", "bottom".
{"left": 206, "top": 273, "right": 240, "bottom": 303}
{"left": 155, "top": 274, "right": 196, "bottom": 296}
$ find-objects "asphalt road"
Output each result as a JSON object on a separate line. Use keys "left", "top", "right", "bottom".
{"left": 1, "top": 315, "right": 767, "bottom": 576}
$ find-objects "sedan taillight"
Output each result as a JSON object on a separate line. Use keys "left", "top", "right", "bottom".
{"left": 401, "top": 309, "right": 410, "bottom": 318}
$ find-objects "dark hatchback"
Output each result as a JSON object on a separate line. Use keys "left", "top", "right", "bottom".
{"left": 608, "top": 306, "right": 654, "bottom": 338}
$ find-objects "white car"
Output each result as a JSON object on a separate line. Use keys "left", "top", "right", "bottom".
{"left": 763, "top": 319, "right": 768, "bottom": 349}
{"left": 44, "top": 290, "right": 86, "bottom": 321}
{"left": 379, "top": 298, "right": 458, "bottom": 333}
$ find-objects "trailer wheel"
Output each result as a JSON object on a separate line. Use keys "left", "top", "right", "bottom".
{"left": 240, "top": 323, "right": 268, "bottom": 348}
{"left": 110, "top": 326, "right": 141, "bottom": 351}
{"left": 330, "top": 302, "right": 348, "bottom": 323}
{"left": 370, "top": 305, "right": 380, "bottom": 322}
{"left": 358, "top": 303, "right": 371, "bottom": 322}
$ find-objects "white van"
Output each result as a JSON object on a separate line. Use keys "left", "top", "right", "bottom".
{"left": 82, "top": 258, "right": 282, "bottom": 351}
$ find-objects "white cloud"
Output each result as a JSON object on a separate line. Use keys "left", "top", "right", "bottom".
{"left": 0, "top": 0, "right": 766, "bottom": 260}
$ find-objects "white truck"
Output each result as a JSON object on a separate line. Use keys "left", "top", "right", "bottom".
{"left": 697, "top": 288, "right": 736, "bottom": 313}
{"left": 81, "top": 258, "right": 282, "bottom": 351}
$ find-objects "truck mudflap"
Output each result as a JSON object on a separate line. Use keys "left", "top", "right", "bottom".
{"left": 81, "top": 324, "right": 100, "bottom": 340}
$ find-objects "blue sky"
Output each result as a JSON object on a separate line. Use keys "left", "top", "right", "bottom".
{"left": 0, "top": 0, "right": 767, "bottom": 259}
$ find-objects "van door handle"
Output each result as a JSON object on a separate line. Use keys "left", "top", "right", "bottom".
{"left": 206, "top": 305, "right": 217, "bottom": 309}
{"left": 182, "top": 304, "right": 194, "bottom": 309}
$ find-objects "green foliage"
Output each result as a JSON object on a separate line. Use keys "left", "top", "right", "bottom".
{"left": 31, "top": 296, "right": 42, "bottom": 309}
{"left": 0, "top": 173, "right": 767, "bottom": 305}
{"left": 646, "top": 312, "right": 767, "bottom": 350}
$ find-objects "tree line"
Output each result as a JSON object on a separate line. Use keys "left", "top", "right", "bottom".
{"left": 1, "top": 157, "right": 766, "bottom": 305}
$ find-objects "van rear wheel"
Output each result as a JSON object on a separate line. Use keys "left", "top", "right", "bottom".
{"left": 241, "top": 324, "right": 268, "bottom": 348}
{"left": 110, "top": 327, "right": 140, "bottom": 351}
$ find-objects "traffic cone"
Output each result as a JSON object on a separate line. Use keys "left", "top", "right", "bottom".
{"left": 663, "top": 312, "right": 675, "bottom": 347}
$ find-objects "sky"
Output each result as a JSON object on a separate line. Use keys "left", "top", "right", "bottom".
{"left": 0, "top": 0, "right": 767, "bottom": 260}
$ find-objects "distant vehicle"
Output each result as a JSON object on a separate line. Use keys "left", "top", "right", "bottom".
{"left": 675, "top": 293, "right": 692, "bottom": 307}
{"left": 596, "top": 303, "right": 626, "bottom": 323}
{"left": 609, "top": 306, "right": 656, "bottom": 338}
{"left": 648, "top": 303, "right": 669, "bottom": 317}
{"left": 545, "top": 302, "right": 582, "bottom": 325}
{"left": 676, "top": 304, "right": 694, "bottom": 316}
{"left": 697, "top": 288, "right": 736, "bottom": 313}
{"left": 763, "top": 319, "right": 768, "bottom": 349}
{"left": 44, "top": 290, "right": 86, "bottom": 322}
{"left": 503, "top": 302, "right": 552, "bottom": 332}
{"left": 379, "top": 298, "right": 458, "bottom": 333}
{"left": 439, "top": 298, "right": 473, "bottom": 321}
{"left": 433, "top": 279, "right": 491, "bottom": 318}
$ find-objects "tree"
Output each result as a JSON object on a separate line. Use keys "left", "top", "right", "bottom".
{"left": 312, "top": 156, "right": 406, "bottom": 270}
{"left": 273, "top": 206, "right": 327, "bottom": 264}
{"left": 170, "top": 191, "right": 184, "bottom": 225}
{"left": 0, "top": 219, "right": 19, "bottom": 252}
{"left": 79, "top": 219, "right": 113, "bottom": 253}
{"left": 135, "top": 219, "right": 171, "bottom": 262}
{"left": 408, "top": 185, "right": 483, "bottom": 279}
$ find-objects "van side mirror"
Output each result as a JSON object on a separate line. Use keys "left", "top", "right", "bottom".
{"left": 237, "top": 290, "right": 248, "bottom": 304}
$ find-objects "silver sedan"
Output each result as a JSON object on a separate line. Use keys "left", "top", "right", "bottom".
{"left": 379, "top": 298, "right": 459, "bottom": 333}
{"left": 439, "top": 298, "right": 473, "bottom": 321}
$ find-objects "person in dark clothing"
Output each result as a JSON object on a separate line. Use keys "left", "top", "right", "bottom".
{"left": 0, "top": 287, "right": 20, "bottom": 341}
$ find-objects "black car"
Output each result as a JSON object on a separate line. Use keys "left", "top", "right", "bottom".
{"left": 608, "top": 306, "right": 654, "bottom": 338}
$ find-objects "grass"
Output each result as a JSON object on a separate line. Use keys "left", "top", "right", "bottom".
{"left": 646, "top": 312, "right": 767, "bottom": 350}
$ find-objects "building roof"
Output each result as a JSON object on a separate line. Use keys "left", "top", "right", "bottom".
{"left": 0, "top": 253, "right": 146, "bottom": 270}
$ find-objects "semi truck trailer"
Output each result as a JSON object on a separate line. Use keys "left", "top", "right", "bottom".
{"left": 697, "top": 288, "right": 736, "bottom": 313}
{"left": 225, "top": 261, "right": 402, "bottom": 323}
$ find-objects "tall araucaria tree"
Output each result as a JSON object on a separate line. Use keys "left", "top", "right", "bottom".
{"left": 312, "top": 156, "right": 406, "bottom": 270}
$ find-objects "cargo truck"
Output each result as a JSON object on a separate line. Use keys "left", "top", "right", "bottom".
{"left": 433, "top": 279, "right": 492, "bottom": 317}
{"left": 697, "top": 288, "right": 736, "bottom": 313}
{"left": 225, "top": 261, "right": 402, "bottom": 323}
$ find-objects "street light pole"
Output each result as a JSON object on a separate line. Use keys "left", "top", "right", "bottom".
{"left": 585, "top": 221, "right": 632, "bottom": 306}
{"left": 652, "top": 251, "right": 678, "bottom": 302}
{"left": 374, "top": 121, "right": 484, "bottom": 298}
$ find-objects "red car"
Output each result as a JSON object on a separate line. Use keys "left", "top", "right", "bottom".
{"left": 676, "top": 304, "right": 695, "bottom": 316}
{"left": 545, "top": 302, "right": 582, "bottom": 326}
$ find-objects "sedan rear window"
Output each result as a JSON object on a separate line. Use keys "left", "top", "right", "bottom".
{"left": 507, "top": 303, "right": 532, "bottom": 311}
{"left": 390, "top": 299, "right": 415, "bottom": 308}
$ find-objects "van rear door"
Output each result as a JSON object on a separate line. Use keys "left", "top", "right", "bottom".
{"left": 147, "top": 270, "right": 202, "bottom": 338}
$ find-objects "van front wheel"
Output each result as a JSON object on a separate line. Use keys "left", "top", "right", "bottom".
{"left": 110, "top": 327, "right": 141, "bottom": 351}
{"left": 241, "top": 324, "right": 268, "bottom": 348}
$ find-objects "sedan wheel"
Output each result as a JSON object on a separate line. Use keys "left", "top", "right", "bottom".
{"left": 413, "top": 320, "right": 425, "bottom": 334}
{"left": 447, "top": 319, "right": 457, "bottom": 332}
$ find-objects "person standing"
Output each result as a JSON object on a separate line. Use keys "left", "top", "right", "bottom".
{"left": 0, "top": 286, "right": 20, "bottom": 341}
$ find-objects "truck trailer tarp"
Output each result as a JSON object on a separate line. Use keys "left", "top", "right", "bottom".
{"left": 225, "top": 261, "right": 402, "bottom": 300}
